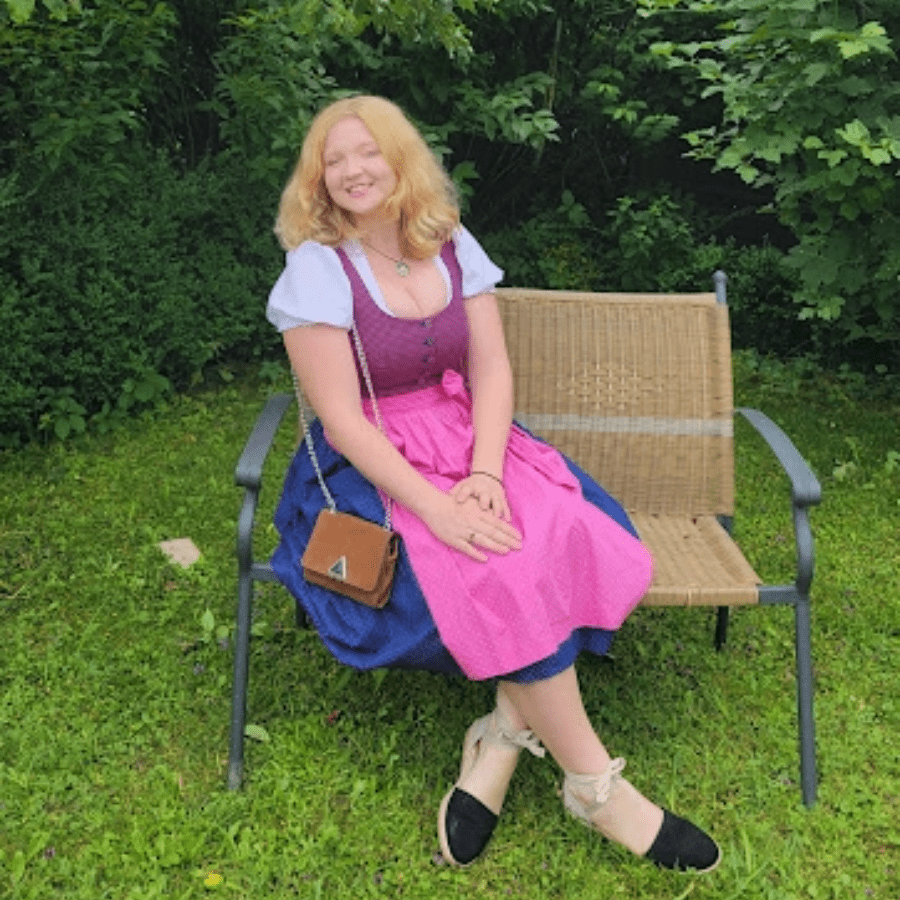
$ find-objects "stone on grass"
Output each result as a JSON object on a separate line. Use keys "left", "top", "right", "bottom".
{"left": 158, "top": 538, "right": 201, "bottom": 568}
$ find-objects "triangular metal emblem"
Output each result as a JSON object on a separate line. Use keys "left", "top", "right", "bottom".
{"left": 328, "top": 556, "right": 347, "bottom": 581}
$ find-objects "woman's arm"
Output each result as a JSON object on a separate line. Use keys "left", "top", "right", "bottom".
{"left": 284, "top": 324, "right": 521, "bottom": 560}
{"left": 467, "top": 292, "right": 514, "bottom": 476}
{"left": 450, "top": 292, "right": 515, "bottom": 520}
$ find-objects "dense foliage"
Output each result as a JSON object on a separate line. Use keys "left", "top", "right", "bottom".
{"left": 643, "top": 0, "right": 900, "bottom": 357}
{"left": 1, "top": 0, "right": 896, "bottom": 444}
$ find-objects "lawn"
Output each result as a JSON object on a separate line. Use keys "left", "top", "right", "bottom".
{"left": 1, "top": 356, "right": 898, "bottom": 899}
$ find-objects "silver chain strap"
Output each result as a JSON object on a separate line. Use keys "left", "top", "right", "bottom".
{"left": 293, "top": 322, "right": 392, "bottom": 530}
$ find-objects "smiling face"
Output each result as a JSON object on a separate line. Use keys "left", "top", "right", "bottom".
{"left": 322, "top": 116, "right": 398, "bottom": 229}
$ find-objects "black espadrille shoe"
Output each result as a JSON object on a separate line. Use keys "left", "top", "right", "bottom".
{"left": 563, "top": 757, "right": 721, "bottom": 874}
{"left": 644, "top": 808, "right": 721, "bottom": 872}
{"left": 438, "top": 709, "right": 545, "bottom": 866}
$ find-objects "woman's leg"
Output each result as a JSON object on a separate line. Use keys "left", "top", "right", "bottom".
{"left": 437, "top": 685, "right": 544, "bottom": 866}
{"left": 497, "top": 665, "right": 664, "bottom": 856}
{"left": 443, "top": 664, "right": 718, "bottom": 871}
{"left": 451, "top": 706, "right": 523, "bottom": 815}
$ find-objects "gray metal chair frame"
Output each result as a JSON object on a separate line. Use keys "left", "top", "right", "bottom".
{"left": 227, "top": 272, "right": 821, "bottom": 806}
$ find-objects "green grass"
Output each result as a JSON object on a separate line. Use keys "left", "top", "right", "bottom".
{"left": 1, "top": 357, "right": 898, "bottom": 899}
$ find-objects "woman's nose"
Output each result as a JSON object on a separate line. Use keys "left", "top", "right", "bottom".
{"left": 343, "top": 152, "right": 364, "bottom": 176}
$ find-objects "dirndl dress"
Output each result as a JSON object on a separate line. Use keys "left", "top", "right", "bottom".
{"left": 269, "top": 237, "right": 653, "bottom": 684}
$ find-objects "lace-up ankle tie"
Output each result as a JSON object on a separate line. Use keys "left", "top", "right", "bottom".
{"left": 563, "top": 758, "right": 721, "bottom": 874}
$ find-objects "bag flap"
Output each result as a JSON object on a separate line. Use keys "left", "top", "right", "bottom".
{"left": 301, "top": 510, "right": 397, "bottom": 592}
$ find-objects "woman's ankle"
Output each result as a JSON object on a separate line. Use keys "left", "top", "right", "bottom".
{"left": 563, "top": 761, "right": 664, "bottom": 857}
{"left": 495, "top": 681, "right": 528, "bottom": 731}
{"left": 588, "top": 777, "right": 664, "bottom": 857}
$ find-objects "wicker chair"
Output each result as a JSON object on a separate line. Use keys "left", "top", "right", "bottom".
{"left": 229, "top": 272, "right": 821, "bottom": 806}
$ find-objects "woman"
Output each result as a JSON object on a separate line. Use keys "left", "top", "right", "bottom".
{"left": 266, "top": 94, "right": 720, "bottom": 872}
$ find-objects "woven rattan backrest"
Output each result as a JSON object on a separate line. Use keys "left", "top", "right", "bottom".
{"left": 496, "top": 287, "right": 735, "bottom": 516}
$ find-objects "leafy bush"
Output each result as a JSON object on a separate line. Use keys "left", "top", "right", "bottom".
{"left": 480, "top": 191, "right": 602, "bottom": 290}
{"left": 483, "top": 190, "right": 812, "bottom": 359}
{"left": 0, "top": 150, "right": 283, "bottom": 446}
{"left": 600, "top": 193, "right": 696, "bottom": 291}
{"left": 646, "top": 0, "right": 900, "bottom": 352}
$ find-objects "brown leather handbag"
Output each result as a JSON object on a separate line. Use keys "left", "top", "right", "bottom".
{"left": 301, "top": 509, "right": 398, "bottom": 608}
{"left": 296, "top": 323, "right": 399, "bottom": 608}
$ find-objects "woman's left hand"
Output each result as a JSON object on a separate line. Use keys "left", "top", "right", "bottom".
{"left": 450, "top": 472, "right": 511, "bottom": 522}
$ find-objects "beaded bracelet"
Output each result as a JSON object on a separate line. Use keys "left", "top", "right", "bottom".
{"left": 471, "top": 470, "right": 504, "bottom": 486}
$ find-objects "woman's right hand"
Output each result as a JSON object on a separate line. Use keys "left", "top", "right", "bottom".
{"left": 421, "top": 492, "right": 523, "bottom": 562}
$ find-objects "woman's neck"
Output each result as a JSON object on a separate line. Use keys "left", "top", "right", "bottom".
{"left": 357, "top": 216, "right": 403, "bottom": 255}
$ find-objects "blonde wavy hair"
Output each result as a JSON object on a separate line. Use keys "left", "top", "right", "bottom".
{"left": 275, "top": 95, "right": 460, "bottom": 258}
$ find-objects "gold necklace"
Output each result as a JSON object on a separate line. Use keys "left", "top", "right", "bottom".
{"left": 361, "top": 239, "right": 410, "bottom": 277}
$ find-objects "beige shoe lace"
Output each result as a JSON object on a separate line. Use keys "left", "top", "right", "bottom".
{"left": 563, "top": 757, "right": 627, "bottom": 820}
{"left": 471, "top": 709, "right": 546, "bottom": 759}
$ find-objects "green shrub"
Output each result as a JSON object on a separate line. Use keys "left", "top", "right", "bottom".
{"left": 0, "top": 150, "right": 283, "bottom": 447}
{"left": 482, "top": 192, "right": 810, "bottom": 360}
{"left": 480, "top": 192, "right": 602, "bottom": 290}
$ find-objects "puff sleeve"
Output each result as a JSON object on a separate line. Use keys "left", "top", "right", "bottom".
{"left": 266, "top": 241, "right": 353, "bottom": 332}
{"left": 454, "top": 225, "right": 504, "bottom": 298}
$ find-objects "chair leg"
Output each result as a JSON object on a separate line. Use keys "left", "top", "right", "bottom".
{"left": 227, "top": 569, "right": 254, "bottom": 791}
{"left": 714, "top": 606, "right": 729, "bottom": 650}
{"left": 795, "top": 593, "right": 817, "bottom": 807}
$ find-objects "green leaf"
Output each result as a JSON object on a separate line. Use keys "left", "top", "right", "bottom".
{"left": 818, "top": 148, "right": 848, "bottom": 168}
{"left": 244, "top": 724, "right": 270, "bottom": 743}
{"left": 736, "top": 163, "right": 760, "bottom": 184}
{"left": 200, "top": 608, "right": 215, "bottom": 635}
{"left": 833, "top": 160, "right": 861, "bottom": 187}
{"left": 809, "top": 27, "right": 838, "bottom": 44}
{"left": 837, "top": 119, "right": 870, "bottom": 146}
{"left": 864, "top": 146, "right": 892, "bottom": 166}
{"left": 803, "top": 62, "right": 829, "bottom": 86}
{"left": 10, "top": 849, "right": 25, "bottom": 883}
{"left": 6, "top": 0, "right": 36, "bottom": 24}
{"left": 861, "top": 21, "right": 886, "bottom": 38}
{"left": 839, "top": 200, "right": 859, "bottom": 221}
{"left": 835, "top": 76, "right": 871, "bottom": 98}
{"left": 838, "top": 39, "right": 872, "bottom": 60}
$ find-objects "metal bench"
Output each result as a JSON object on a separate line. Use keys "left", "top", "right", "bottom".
{"left": 228, "top": 272, "right": 821, "bottom": 806}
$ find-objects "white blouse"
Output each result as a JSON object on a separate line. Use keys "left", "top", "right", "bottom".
{"left": 266, "top": 226, "right": 503, "bottom": 332}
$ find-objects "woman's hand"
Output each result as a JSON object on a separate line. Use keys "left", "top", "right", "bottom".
{"left": 421, "top": 491, "right": 522, "bottom": 563}
{"left": 450, "top": 472, "right": 512, "bottom": 522}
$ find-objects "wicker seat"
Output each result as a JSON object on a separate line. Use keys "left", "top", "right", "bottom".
{"left": 229, "top": 272, "right": 821, "bottom": 806}
{"left": 498, "top": 283, "right": 764, "bottom": 606}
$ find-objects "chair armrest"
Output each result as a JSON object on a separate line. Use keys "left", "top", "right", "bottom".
{"left": 234, "top": 392, "right": 294, "bottom": 490}
{"left": 736, "top": 406, "right": 821, "bottom": 596}
{"left": 736, "top": 407, "right": 822, "bottom": 508}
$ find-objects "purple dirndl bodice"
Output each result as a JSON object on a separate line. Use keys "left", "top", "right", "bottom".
{"left": 335, "top": 241, "right": 470, "bottom": 398}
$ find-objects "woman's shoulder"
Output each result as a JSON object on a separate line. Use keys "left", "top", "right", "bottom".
{"left": 451, "top": 223, "right": 477, "bottom": 246}
{"left": 285, "top": 239, "right": 346, "bottom": 270}
{"left": 267, "top": 240, "right": 354, "bottom": 332}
